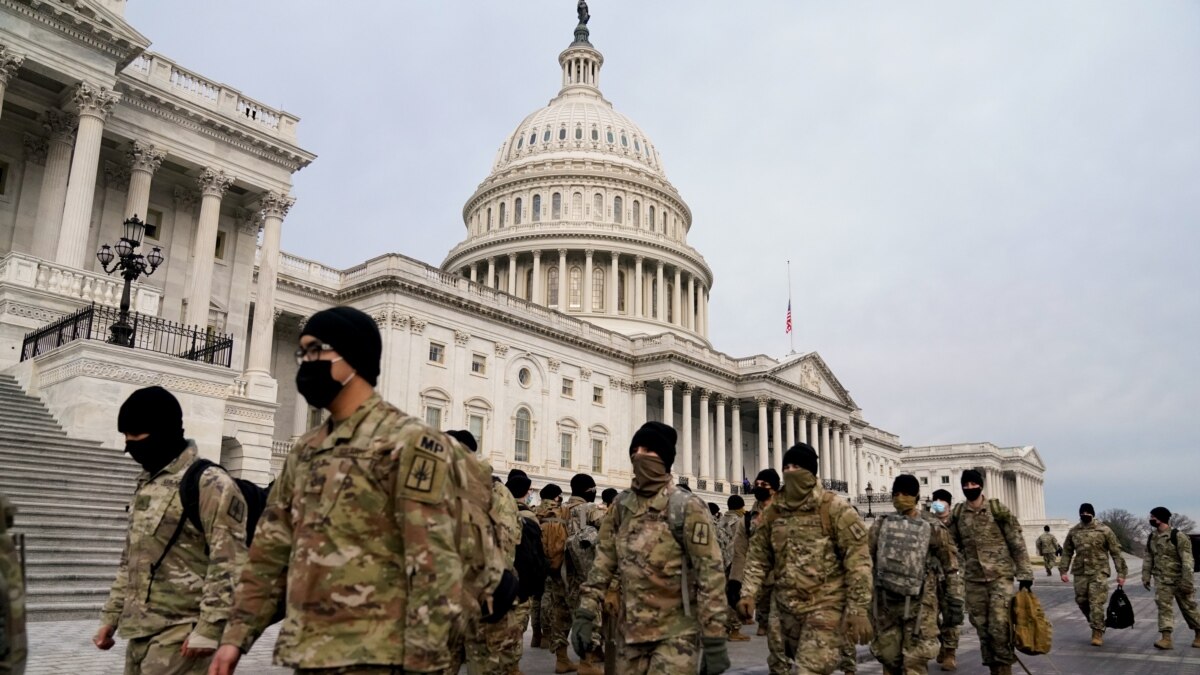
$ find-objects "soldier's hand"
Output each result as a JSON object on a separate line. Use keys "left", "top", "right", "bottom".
{"left": 700, "top": 636, "right": 731, "bottom": 674}
{"left": 736, "top": 597, "right": 755, "bottom": 622}
{"left": 92, "top": 624, "right": 116, "bottom": 650}
{"left": 1117, "top": 577, "right": 1125, "bottom": 588}
{"left": 208, "top": 645, "right": 241, "bottom": 675}
{"left": 1060, "top": 574, "right": 1070, "bottom": 583}
{"left": 842, "top": 609, "right": 873, "bottom": 645}
{"left": 570, "top": 608, "right": 596, "bottom": 658}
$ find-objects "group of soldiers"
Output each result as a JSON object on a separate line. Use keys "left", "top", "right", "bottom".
{"left": 1, "top": 303, "right": 1198, "bottom": 675}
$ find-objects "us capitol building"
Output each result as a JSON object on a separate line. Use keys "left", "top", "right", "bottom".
{"left": 0, "top": 0, "right": 1059, "bottom": 564}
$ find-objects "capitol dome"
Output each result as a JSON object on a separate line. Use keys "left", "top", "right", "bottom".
{"left": 443, "top": 14, "right": 714, "bottom": 343}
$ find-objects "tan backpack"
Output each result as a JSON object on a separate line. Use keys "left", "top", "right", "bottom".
{"left": 1012, "top": 588, "right": 1053, "bottom": 655}
{"left": 539, "top": 506, "right": 570, "bottom": 572}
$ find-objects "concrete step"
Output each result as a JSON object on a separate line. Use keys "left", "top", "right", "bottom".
{"left": 25, "top": 602, "right": 107, "bottom": 622}
{"left": 8, "top": 498, "right": 129, "bottom": 515}
{"left": 11, "top": 517, "right": 128, "bottom": 533}
{"left": 0, "top": 457, "right": 141, "bottom": 480}
{"left": 25, "top": 544, "right": 124, "bottom": 557}
{"left": 0, "top": 434, "right": 113, "bottom": 453}
{"left": 0, "top": 472, "right": 137, "bottom": 494}
{"left": 27, "top": 571, "right": 118, "bottom": 586}
{"left": 0, "top": 484, "right": 133, "bottom": 504}
{"left": 14, "top": 506, "right": 128, "bottom": 524}
{"left": 16, "top": 531, "right": 126, "bottom": 547}
{"left": 0, "top": 404, "right": 64, "bottom": 420}
{"left": 0, "top": 444, "right": 137, "bottom": 469}
{"left": 28, "top": 562, "right": 120, "bottom": 577}
{"left": 0, "top": 418, "right": 66, "bottom": 434}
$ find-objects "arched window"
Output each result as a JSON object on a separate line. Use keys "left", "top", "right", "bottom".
{"left": 543, "top": 129, "right": 551, "bottom": 143}
{"left": 552, "top": 193, "right": 562, "bottom": 219}
{"left": 514, "top": 197, "right": 523, "bottom": 225}
{"left": 486, "top": 207, "right": 492, "bottom": 231}
{"left": 618, "top": 271, "right": 627, "bottom": 313}
{"left": 649, "top": 205, "right": 656, "bottom": 229}
{"left": 591, "top": 127, "right": 599, "bottom": 141}
{"left": 666, "top": 282, "right": 674, "bottom": 322}
{"left": 532, "top": 195, "right": 541, "bottom": 221}
{"left": 632, "top": 200, "right": 641, "bottom": 227}
{"left": 517, "top": 136, "right": 523, "bottom": 149}
{"left": 524, "top": 269, "right": 533, "bottom": 300}
{"left": 662, "top": 210, "right": 668, "bottom": 233}
{"left": 572, "top": 192, "right": 583, "bottom": 220}
{"left": 634, "top": 138, "right": 641, "bottom": 152}
{"left": 621, "top": 133, "right": 628, "bottom": 147}
{"left": 514, "top": 408, "right": 531, "bottom": 462}
{"left": 593, "top": 194, "right": 604, "bottom": 220}
{"left": 558, "top": 127, "right": 567, "bottom": 141}
{"left": 606, "top": 129, "right": 614, "bottom": 144}
{"left": 529, "top": 132, "right": 537, "bottom": 146}
{"left": 499, "top": 202, "right": 506, "bottom": 227}
{"left": 575, "top": 126, "right": 583, "bottom": 140}
{"left": 547, "top": 267, "right": 559, "bottom": 307}
{"left": 613, "top": 196, "right": 623, "bottom": 224}
{"left": 592, "top": 267, "right": 605, "bottom": 311}
{"left": 651, "top": 278, "right": 659, "bottom": 317}
{"left": 568, "top": 266, "right": 582, "bottom": 309}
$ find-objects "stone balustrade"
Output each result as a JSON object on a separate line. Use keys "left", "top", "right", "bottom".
{"left": 0, "top": 252, "right": 161, "bottom": 315}
{"left": 443, "top": 220, "right": 710, "bottom": 269}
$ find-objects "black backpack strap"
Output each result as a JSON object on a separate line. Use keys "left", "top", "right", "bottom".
{"left": 145, "top": 459, "right": 215, "bottom": 602}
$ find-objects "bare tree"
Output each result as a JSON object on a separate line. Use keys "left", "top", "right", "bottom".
{"left": 1171, "top": 513, "right": 1196, "bottom": 534}
{"left": 1099, "top": 508, "right": 1150, "bottom": 554}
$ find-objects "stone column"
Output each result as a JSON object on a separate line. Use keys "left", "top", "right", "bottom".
{"left": 531, "top": 250, "right": 542, "bottom": 302}
{"left": 31, "top": 110, "right": 77, "bottom": 260}
{"left": 655, "top": 261, "right": 665, "bottom": 320}
{"left": 672, "top": 267, "right": 682, "bottom": 326}
{"left": 807, "top": 414, "right": 819, "bottom": 460}
{"left": 0, "top": 47, "right": 24, "bottom": 122}
{"left": 583, "top": 249, "right": 594, "bottom": 311}
{"left": 680, "top": 382, "right": 693, "bottom": 480}
{"left": 756, "top": 396, "right": 769, "bottom": 471}
{"left": 469, "top": 263, "right": 478, "bottom": 283}
{"left": 785, "top": 406, "right": 796, "bottom": 448}
{"left": 1014, "top": 473, "right": 1025, "bottom": 520}
{"left": 634, "top": 255, "right": 644, "bottom": 317}
{"left": 609, "top": 252, "right": 619, "bottom": 315}
{"left": 771, "top": 403, "right": 783, "bottom": 469}
{"left": 557, "top": 249, "right": 568, "bottom": 308}
{"left": 831, "top": 424, "right": 843, "bottom": 482}
{"left": 507, "top": 253, "right": 517, "bottom": 295}
{"left": 730, "top": 402, "right": 743, "bottom": 490}
{"left": 244, "top": 192, "right": 295, "bottom": 395}
{"left": 701, "top": 286, "right": 709, "bottom": 337}
{"left": 715, "top": 394, "right": 727, "bottom": 484}
{"left": 56, "top": 83, "right": 120, "bottom": 269}
{"left": 698, "top": 390, "right": 711, "bottom": 483}
{"left": 820, "top": 418, "right": 832, "bottom": 481}
{"left": 183, "top": 168, "right": 233, "bottom": 327}
{"left": 632, "top": 382, "right": 647, "bottom": 429}
{"left": 662, "top": 376, "right": 675, "bottom": 429}
{"left": 123, "top": 141, "right": 166, "bottom": 220}
{"left": 487, "top": 257, "right": 497, "bottom": 289}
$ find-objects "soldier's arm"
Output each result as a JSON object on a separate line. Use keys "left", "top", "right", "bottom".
{"left": 682, "top": 497, "right": 728, "bottom": 638}
{"left": 1059, "top": 530, "right": 1074, "bottom": 575}
{"left": 578, "top": 502, "right": 618, "bottom": 618}
{"left": 192, "top": 469, "right": 249, "bottom": 643}
{"left": 491, "top": 480, "right": 520, "bottom": 569}
{"left": 834, "top": 504, "right": 872, "bottom": 613}
{"left": 1003, "top": 510, "right": 1034, "bottom": 581}
{"left": 221, "top": 456, "right": 295, "bottom": 652}
{"left": 1141, "top": 537, "right": 1154, "bottom": 584}
{"left": 1107, "top": 528, "right": 1129, "bottom": 578}
{"left": 1177, "top": 531, "right": 1195, "bottom": 582}
{"left": 932, "top": 523, "right": 964, "bottom": 605}
{"left": 99, "top": 500, "right": 134, "bottom": 627}
{"left": 728, "top": 515, "right": 750, "bottom": 583}
{"left": 740, "top": 511, "right": 773, "bottom": 602}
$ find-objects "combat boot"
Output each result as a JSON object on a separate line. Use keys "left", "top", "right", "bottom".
{"left": 1091, "top": 629, "right": 1104, "bottom": 646}
{"left": 576, "top": 652, "right": 603, "bottom": 675}
{"left": 1193, "top": 630, "right": 1200, "bottom": 648}
{"left": 756, "top": 624, "right": 767, "bottom": 636}
{"left": 554, "top": 646, "right": 578, "bottom": 673}
{"left": 728, "top": 627, "right": 751, "bottom": 642}
{"left": 531, "top": 626, "right": 543, "bottom": 649}
{"left": 940, "top": 649, "right": 957, "bottom": 671}
{"left": 1154, "top": 631, "right": 1173, "bottom": 650}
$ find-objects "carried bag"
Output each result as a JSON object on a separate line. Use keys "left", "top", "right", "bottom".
{"left": 1105, "top": 587, "right": 1134, "bottom": 629}
{"left": 539, "top": 508, "right": 569, "bottom": 572}
{"left": 514, "top": 516, "right": 548, "bottom": 601}
{"left": 1011, "top": 588, "right": 1053, "bottom": 655}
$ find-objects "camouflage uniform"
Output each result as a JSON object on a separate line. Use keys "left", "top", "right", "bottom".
{"left": 578, "top": 485, "right": 727, "bottom": 674}
{"left": 100, "top": 444, "right": 248, "bottom": 675}
{"left": 1142, "top": 528, "right": 1200, "bottom": 635}
{"left": 563, "top": 496, "right": 604, "bottom": 608}
{"left": 933, "top": 514, "right": 961, "bottom": 662}
{"left": 489, "top": 501, "right": 540, "bottom": 674}
{"left": 222, "top": 395, "right": 502, "bottom": 671}
{"left": 947, "top": 499, "right": 1032, "bottom": 670}
{"left": 1036, "top": 532, "right": 1059, "bottom": 575}
{"left": 459, "top": 479, "right": 522, "bottom": 675}
{"left": 534, "top": 500, "right": 572, "bottom": 655}
{"left": 1059, "top": 520, "right": 1127, "bottom": 634}
{"left": 729, "top": 502, "right": 774, "bottom": 629}
{"left": 868, "top": 512, "right": 963, "bottom": 675}
{"left": 741, "top": 485, "right": 872, "bottom": 675}
{"left": 1, "top": 493, "right": 26, "bottom": 675}
{"left": 718, "top": 509, "right": 744, "bottom": 634}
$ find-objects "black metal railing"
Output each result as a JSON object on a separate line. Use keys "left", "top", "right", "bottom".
{"left": 823, "top": 479, "right": 849, "bottom": 494}
{"left": 20, "top": 303, "right": 234, "bottom": 367}
{"left": 857, "top": 491, "right": 893, "bottom": 504}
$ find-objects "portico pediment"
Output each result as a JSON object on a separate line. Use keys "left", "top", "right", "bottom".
{"left": 768, "top": 353, "right": 857, "bottom": 409}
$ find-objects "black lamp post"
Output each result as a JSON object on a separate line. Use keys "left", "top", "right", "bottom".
{"left": 864, "top": 482, "right": 874, "bottom": 519}
{"left": 96, "top": 215, "right": 163, "bottom": 346}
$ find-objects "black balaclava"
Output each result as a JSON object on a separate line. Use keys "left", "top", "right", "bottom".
{"left": 117, "top": 386, "right": 188, "bottom": 475}
{"left": 708, "top": 502, "right": 720, "bottom": 518}
{"left": 540, "top": 484, "right": 563, "bottom": 503}
{"left": 782, "top": 443, "right": 819, "bottom": 475}
{"left": 1079, "top": 502, "right": 1095, "bottom": 524}
{"left": 960, "top": 469, "right": 984, "bottom": 503}
{"left": 727, "top": 495, "right": 745, "bottom": 512}
{"left": 629, "top": 421, "right": 677, "bottom": 468}
{"left": 571, "top": 473, "right": 597, "bottom": 502}
{"left": 629, "top": 422, "right": 677, "bottom": 497}
{"left": 601, "top": 488, "right": 618, "bottom": 506}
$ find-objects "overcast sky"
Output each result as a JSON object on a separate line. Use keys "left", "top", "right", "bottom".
{"left": 126, "top": 1, "right": 1200, "bottom": 522}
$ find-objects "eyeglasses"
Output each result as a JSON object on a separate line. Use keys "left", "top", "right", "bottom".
{"left": 294, "top": 342, "right": 335, "bottom": 364}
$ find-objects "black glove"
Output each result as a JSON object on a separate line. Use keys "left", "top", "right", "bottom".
{"left": 570, "top": 608, "right": 596, "bottom": 657}
{"left": 1018, "top": 579, "right": 1033, "bottom": 592}
{"left": 480, "top": 570, "right": 519, "bottom": 624}
{"left": 725, "top": 579, "right": 742, "bottom": 608}
{"left": 700, "top": 636, "right": 731, "bottom": 675}
{"left": 944, "top": 596, "right": 965, "bottom": 627}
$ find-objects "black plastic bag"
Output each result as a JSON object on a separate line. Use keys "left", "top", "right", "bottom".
{"left": 1105, "top": 587, "right": 1134, "bottom": 629}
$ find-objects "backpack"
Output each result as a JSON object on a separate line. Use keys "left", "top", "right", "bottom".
{"left": 1011, "top": 588, "right": 1053, "bottom": 655}
{"left": 874, "top": 514, "right": 932, "bottom": 598}
{"left": 514, "top": 515, "right": 548, "bottom": 601}
{"left": 950, "top": 498, "right": 1013, "bottom": 548}
{"left": 539, "top": 507, "right": 569, "bottom": 572}
{"left": 1145, "top": 528, "right": 1181, "bottom": 574}
{"left": 612, "top": 488, "right": 697, "bottom": 614}
{"left": 565, "top": 502, "right": 600, "bottom": 578}
{"left": 1105, "top": 586, "right": 1134, "bottom": 629}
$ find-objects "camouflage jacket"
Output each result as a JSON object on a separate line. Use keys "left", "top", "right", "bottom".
{"left": 490, "top": 479, "right": 520, "bottom": 571}
{"left": 563, "top": 496, "right": 604, "bottom": 588}
{"left": 578, "top": 485, "right": 727, "bottom": 644}
{"left": 717, "top": 509, "right": 743, "bottom": 570}
{"left": 741, "top": 486, "right": 872, "bottom": 616}
{"left": 100, "top": 444, "right": 248, "bottom": 642}
{"left": 869, "top": 511, "right": 963, "bottom": 614}
{"left": 728, "top": 500, "right": 770, "bottom": 584}
{"left": 1060, "top": 521, "right": 1126, "bottom": 578}
{"left": 1, "top": 492, "right": 26, "bottom": 674}
{"left": 948, "top": 497, "right": 1032, "bottom": 583}
{"left": 1142, "top": 527, "right": 1195, "bottom": 586}
{"left": 222, "top": 395, "right": 496, "bottom": 671}
{"left": 1036, "top": 532, "right": 1059, "bottom": 556}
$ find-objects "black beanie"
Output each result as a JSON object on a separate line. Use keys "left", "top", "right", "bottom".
{"left": 892, "top": 474, "right": 920, "bottom": 497}
{"left": 300, "top": 307, "right": 382, "bottom": 386}
{"left": 1043, "top": 525, "right": 1051, "bottom": 532}
{"left": 629, "top": 421, "right": 677, "bottom": 469}
{"left": 505, "top": 469, "right": 531, "bottom": 498}
{"left": 601, "top": 487, "right": 618, "bottom": 505}
{"left": 570, "top": 473, "right": 596, "bottom": 496}
{"left": 540, "top": 484, "right": 562, "bottom": 500}
{"left": 728, "top": 495, "right": 744, "bottom": 510}
{"left": 782, "top": 443, "right": 818, "bottom": 475}
{"left": 932, "top": 489, "right": 953, "bottom": 504}
{"left": 755, "top": 468, "right": 781, "bottom": 491}
{"left": 1151, "top": 506, "right": 1171, "bottom": 522}
{"left": 1079, "top": 502, "right": 1095, "bottom": 516}
{"left": 446, "top": 429, "right": 477, "bottom": 453}
{"left": 708, "top": 502, "right": 720, "bottom": 517}
{"left": 961, "top": 469, "right": 983, "bottom": 487}
{"left": 118, "top": 386, "right": 186, "bottom": 446}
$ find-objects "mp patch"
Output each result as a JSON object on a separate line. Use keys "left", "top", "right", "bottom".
{"left": 691, "top": 522, "right": 711, "bottom": 546}
{"left": 400, "top": 449, "right": 447, "bottom": 504}
{"left": 227, "top": 496, "right": 245, "bottom": 524}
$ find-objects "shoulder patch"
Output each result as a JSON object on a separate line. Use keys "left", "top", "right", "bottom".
{"left": 399, "top": 448, "right": 448, "bottom": 504}
{"left": 691, "top": 521, "right": 711, "bottom": 546}
{"left": 227, "top": 496, "right": 245, "bottom": 524}
{"left": 417, "top": 434, "right": 447, "bottom": 456}
{"left": 849, "top": 521, "right": 867, "bottom": 541}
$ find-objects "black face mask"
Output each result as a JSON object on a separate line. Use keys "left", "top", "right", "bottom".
{"left": 1080, "top": 514, "right": 1093, "bottom": 524}
{"left": 962, "top": 487, "right": 982, "bottom": 502}
{"left": 125, "top": 436, "right": 184, "bottom": 475}
{"left": 582, "top": 489, "right": 597, "bottom": 503}
{"left": 752, "top": 486, "right": 772, "bottom": 503}
{"left": 296, "top": 359, "right": 348, "bottom": 410}
{"left": 1149, "top": 519, "right": 1160, "bottom": 528}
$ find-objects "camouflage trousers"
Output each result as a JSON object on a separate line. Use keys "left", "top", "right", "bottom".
{"left": 617, "top": 632, "right": 700, "bottom": 674}
{"left": 768, "top": 597, "right": 843, "bottom": 675}
{"left": 838, "top": 640, "right": 857, "bottom": 673}
{"left": 295, "top": 668, "right": 405, "bottom": 674}
{"left": 124, "top": 623, "right": 209, "bottom": 675}
{"left": 869, "top": 589, "right": 940, "bottom": 675}
{"left": 964, "top": 579, "right": 1016, "bottom": 667}
{"left": 938, "top": 624, "right": 959, "bottom": 650}
{"left": 543, "top": 576, "right": 572, "bottom": 653}
{"left": 530, "top": 594, "right": 542, "bottom": 635}
{"left": 1154, "top": 581, "right": 1200, "bottom": 633}
{"left": 461, "top": 598, "right": 530, "bottom": 675}
{"left": 1073, "top": 574, "right": 1110, "bottom": 632}
{"left": 1041, "top": 554, "right": 1057, "bottom": 573}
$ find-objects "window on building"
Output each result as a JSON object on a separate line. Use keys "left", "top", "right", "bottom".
{"left": 514, "top": 408, "right": 531, "bottom": 461}
{"left": 529, "top": 132, "right": 536, "bottom": 146}
{"left": 575, "top": 126, "right": 582, "bottom": 140}
{"left": 544, "top": 129, "right": 551, "bottom": 143}
{"left": 517, "top": 136, "right": 523, "bottom": 149}
{"left": 666, "top": 282, "right": 674, "bottom": 322}
{"left": 662, "top": 211, "right": 667, "bottom": 233}
{"left": 499, "top": 202, "right": 506, "bottom": 227}
{"left": 487, "top": 207, "right": 492, "bottom": 231}
{"left": 572, "top": 192, "right": 583, "bottom": 220}
{"left": 648, "top": 205, "right": 655, "bottom": 230}
{"left": 941, "top": 475, "right": 950, "bottom": 484}
{"left": 591, "top": 127, "right": 599, "bottom": 141}
{"left": 213, "top": 231, "right": 227, "bottom": 260}
{"left": 524, "top": 269, "right": 533, "bottom": 300}
{"left": 560, "top": 432, "right": 573, "bottom": 468}
{"left": 518, "top": 367, "right": 532, "bottom": 387}
{"left": 593, "top": 194, "right": 604, "bottom": 220}
{"left": 428, "top": 341, "right": 445, "bottom": 364}
{"left": 552, "top": 193, "right": 562, "bottom": 219}
{"left": 532, "top": 195, "right": 541, "bottom": 221}
{"left": 592, "top": 386, "right": 604, "bottom": 405}
{"left": 562, "top": 377, "right": 575, "bottom": 398}
{"left": 632, "top": 200, "right": 641, "bottom": 227}
{"left": 144, "top": 208, "right": 163, "bottom": 240}
{"left": 920, "top": 476, "right": 929, "bottom": 485}
{"left": 558, "top": 127, "right": 567, "bottom": 141}
{"left": 568, "top": 266, "right": 582, "bottom": 309}
{"left": 592, "top": 438, "right": 604, "bottom": 472}
{"left": 620, "top": 133, "right": 628, "bottom": 147}
{"left": 424, "top": 405, "right": 442, "bottom": 429}
{"left": 471, "top": 353, "right": 487, "bottom": 375}
{"left": 606, "top": 129, "right": 614, "bottom": 144}
{"left": 514, "top": 198, "right": 522, "bottom": 225}
{"left": 592, "top": 267, "right": 605, "bottom": 311}
{"left": 0, "top": 161, "right": 8, "bottom": 196}
{"left": 651, "top": 278, "right": 659, "bottom": 317}
{"left": 618, "top": 271, "right": 627, "bottom": 313}
{"left": 547, "top": 266, "right": 559, "bottom": 306}
{"left": 613, "top": 196, "right": 623, "bottom": 224}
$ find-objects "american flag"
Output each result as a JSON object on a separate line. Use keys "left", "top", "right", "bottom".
{"left": 785, "top": 300, "right": 792, "bottom": 334}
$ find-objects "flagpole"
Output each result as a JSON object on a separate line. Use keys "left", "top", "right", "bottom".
{"left": 787, "top": 260, "right": 796, "bottom": 356}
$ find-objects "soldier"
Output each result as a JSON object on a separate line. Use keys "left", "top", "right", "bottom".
{"left": 210, "top": 307, "right": 512, "bottom": 674}
{"left": 709, "top": 502, "right": 721, "bottom": 523}
{"left": 93, "top": 387, "right": 248, "bottom": 675}
{"left": 1, "top": 492, "right": 25, "bottom": 675}
{"left": 572, "top": 421, "right": 730, "bottom": 674}
{"left": 1142, "top": 507, "right": 1200, "bottom": 650}
{"left": 719, "top": 495, "right": 749, "bottom": 642}
{"left": 1059, "top": 503, "right": 1126, "bottom": 646}
{"left": 868, "top": 475, "right": 963, "bottom": 675}
{"left": 500, "top": 469, "right": 542, "bottom": 675}
{"left": 601, "top": 487, "right": 618, "bottom": 513}
{"left": 563, "top": 474, "right": 605, "bottom": 675}
{"left": 929, "top": 489, "right": 961, "bottom": 671}
{"left": 531, "top": 484, "right": 564, "bottom": 652}
{"left": 1036, "top": 526, "right": 1060, "bottom": 577}
{"left": 729, "top": 468, "right": 781, "bottom": 637}
{"left": 737, "top": 444, "right": 873, "bottom": 675}
{"left": 946, "top": 469, "right": 1032, "bottom": 675}
{"left": 535, "top": 483, "right": 573, "bottom": 668}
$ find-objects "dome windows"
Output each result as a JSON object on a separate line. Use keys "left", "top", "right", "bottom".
{"left": 499, "top": 202, "right": 507, "bottom": 227}
{"left": 529, "top": 132, "right": 537, "bottom": 146}
{"left": 591, "top": 127, "right": 599, "bottom": 141}
{"left": 593, "top": 194, "right": 604, "bottom": 220}
{"left": 632, "top": 200, "right": 641, "bottom": 227}
{"left": 517, "top": 137, "right": 523, "bottom": 149}
{"left": 514, "top": 198, "right": 523, "bottom": 225}
{"left": 575, "top": 126, "right": 583, "bottom": 140}
{"left": 559, "top": 127, "right": 567, "bottom": 141}
{"left": 634, "top": 139, "right": 641, "bottom": 153}
{"left": 572, "top": 192, "right": 583, "bottom": 220}
{"left": 620, "top": 133, "right": 628, "bottom": 148}
{"left": 552, "top": 193, "right": 562, "bottom": 219}
{"left": 648, "top": 205, "right": 656, "bottom": 229}
{"left": 532, "top": 195, "right": 542, "bottom": 222}
{"left": 613, "top": 196, "right": 623, "bottom": 224}
{"left": 547, "top": 267, "right": 560, "bottom": 307}
{"left": 606, "top": 129, "right": 614, "bottom": 144}
{"left": 544, "top": 129, "right": 551, "bottom": 143}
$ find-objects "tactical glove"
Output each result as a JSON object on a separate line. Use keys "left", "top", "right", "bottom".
{"left": 725, "top": 579, "right": 742, "bottom": 608}
{"left": 570, "top": 607, "right": 596, "bottom": 657}
{"left": 700, "top": 636, "right": 731, "bottom": 675}
{"left": 736, "top": 597, "right": 755, "bottom": 623}
{"left": 944, "top": 596, "right": 965, "bottom": 627}
{"left": 842, "top": 609, "right": 874, "bottom": 645}
{"left": 1018, "top": 579, "right": 1033, "bottom": 592}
